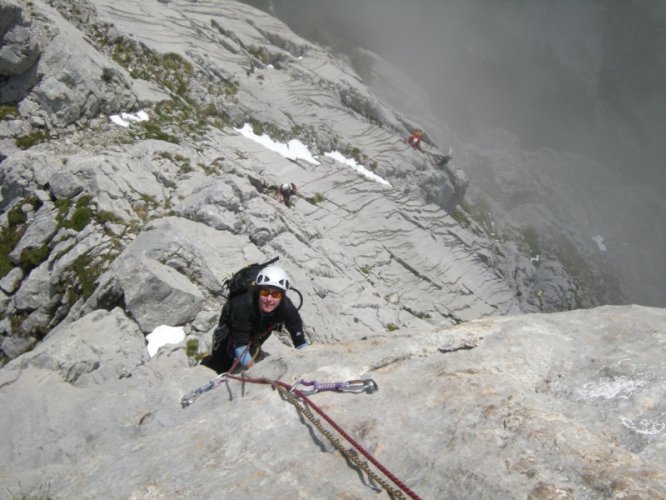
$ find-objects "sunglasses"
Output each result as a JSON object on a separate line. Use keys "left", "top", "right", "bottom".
{"left": 259, "top": 288, "right": 283, "bottom": 299}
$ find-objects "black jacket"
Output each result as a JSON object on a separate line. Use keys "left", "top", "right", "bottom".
{"left": 221, "top": 288, "right": 306, "bottom": 349}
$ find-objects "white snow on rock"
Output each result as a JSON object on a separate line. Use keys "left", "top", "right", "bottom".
{"left": 325, "top": 150, "right": 392, "bottom": 187}
{"left": 146, "top": 324, "right": 186, "bottom": 357}
{"left": 110, "top": 110, "right": 150, "bottom": 128}
{"left": 235, "top": 123, "right": 320, "bottom": 165}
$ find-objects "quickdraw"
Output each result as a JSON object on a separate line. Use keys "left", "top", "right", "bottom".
{"left": 181, "top": 375, "right": 377, "bottom": 407}
{"left": 289, "top": 378, "right": 378, "bottom": 396}
{"left": 180, "top": 372, "right": 229, "bottom": 408}
{"left": 180, "top": 353, "right": 243, "bottom": 408}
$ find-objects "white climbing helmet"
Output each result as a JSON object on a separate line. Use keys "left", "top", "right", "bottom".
{"left": 256, "top": 265, "right": 290, "bottom": 292}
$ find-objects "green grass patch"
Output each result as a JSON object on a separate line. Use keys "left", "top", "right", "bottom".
{"left": 186, "top": 338, "right": 207, "bottom": 361}
{"left": 0, "top": 225, "right": 21, "bottom": 278}
{"left": 341, "top": 145, "right": 362, "bottom": 164}
{"left": 69, "top": 206, "right": 92, "bottom": 232}
{"left": 71, "top": 253, "right": 101, "bottom": 299}
{"left": 247, "top": 46, "right": 285, "bottom": 68}
{"left": 1, "top": 203, "right": 39, "bottom": 278}
{"left": 19, "top": 244, "right": 49, "bottom": 271}
{"left": 15, "top": 130, "right": 50, "bottom": 149}
{"left": 7, "top": 205, "right": 27, "bottom": 226}
{"left": 55, "top": 195, "right": 93, "bottom": 232}
{"left": 0, "top": 103, "right": 18, "bottom": 120}
{"left": 305, "top": 193, "right": 326, "bottom": 205}
{"left": 48, "top": 5, "right": 238, "bottom": 141}
{"left": 221, "top": 80, "right": 239, "bottom": 96}
{"left": 97, "top": 210, "right": 125, "bottom": 225}
{"left": 140, "top": 122, "right": 180, "bottom": 144}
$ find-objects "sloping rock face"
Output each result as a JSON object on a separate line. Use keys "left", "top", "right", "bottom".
{"left": 333, "top": 13, "right": 666, "bottom": 310}
{"left": 0, "top": 1, "right": 665, "bottom": 498}
{"left": 0, "top": 305, "right": 664, "bottom": 498}
{"left": 0, "top": 0, "right": 559, "bottom": 361}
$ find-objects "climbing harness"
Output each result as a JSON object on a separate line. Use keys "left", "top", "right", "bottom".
{"left": 289, "top": 378, "right": 378, "bottom": 396}
{"left": 181, "top": 370, "right": 420, "bottom": 499}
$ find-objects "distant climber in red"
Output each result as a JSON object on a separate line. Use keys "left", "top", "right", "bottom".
{"left": 407, "top": 130, "right": 423, "bottom": 149}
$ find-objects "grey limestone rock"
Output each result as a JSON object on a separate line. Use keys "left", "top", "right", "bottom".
{"left": 48, "top": 170, "right": 85, "bottom": 200}
{"left": 0, "top": 24, "right": 41, "bottom": 76}
{"left": 0, "top": 333, "right": 35, "bottom": 359}
{"left": 12, "top": 261, "right": 51, "bottom": 312}
{"left": 0, "top": 0, "right": 48, "bottom": 103}
{"left": 8, "top": 202, "right": 58, "bottom": 264}
{"left": 0, "top": 305, "right": 664, "bottom": 498}
{"left": 0, "top": 265, "right": 23, "bottom": 293}
{"left": 0, "top": 2, "right": 663, "bottom": 497}
{"left": 111, "top": 256, "right": 205, "bottom": 333}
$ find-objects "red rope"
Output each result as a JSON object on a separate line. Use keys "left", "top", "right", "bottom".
{"left": 226, "top": 374, "right": 422, "bottom": 500}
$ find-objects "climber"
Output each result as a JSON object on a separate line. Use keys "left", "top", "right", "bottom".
{"left": 277, "top": 182, "right": 298, "bottom": 207}
{"left": 407, "top": 130, "right": 423, "bottom": 149}
{"left": 200, "top": 265, "right": 307, "bottom": 374}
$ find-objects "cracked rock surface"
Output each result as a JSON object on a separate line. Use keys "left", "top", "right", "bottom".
{"left": 1, "top": 1, "right": 665, "bottom": 498}
{"left": 1, "top": 305, "right": 665, "bottom": 498}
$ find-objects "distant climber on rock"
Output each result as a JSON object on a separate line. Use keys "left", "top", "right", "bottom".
{"left": 201, "top": 264, "right": 307, "bottom": 374}
{"left": 277, "top": 182, "right": 298, "bottom": 207}
{"left": 407, "top": 130, "right": 423, "bottom": 149}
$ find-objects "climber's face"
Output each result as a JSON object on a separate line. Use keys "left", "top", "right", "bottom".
{"left": 258, "top": 286, "right": 282, "bottom": 313}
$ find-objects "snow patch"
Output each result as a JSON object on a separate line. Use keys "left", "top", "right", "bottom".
{"left": 324, "top": 151, "right": 391, "bottom": 187}
{"left": 146, "top": 324, "right": 186, "bottom": 357}
{"left": 234, "top": 123, "right": 392, "bottom": 187}
{"left": 110, "top": 110, "right": 149, "bottom": 128}
{"left": 235, "top": 123, "right": 320, "bottom": 165}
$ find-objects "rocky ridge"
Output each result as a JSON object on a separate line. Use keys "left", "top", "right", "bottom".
{"left": 1, "top": 0, "right": 664, "bottom": 498}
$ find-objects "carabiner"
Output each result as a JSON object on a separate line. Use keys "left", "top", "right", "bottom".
{"left": 342, "top": 379, "right": 379, "bottom": 394}
{"left": 289, "top": 379, "right": 319, "bottom": 396}
{"left": 289, "top": 378, "right": 379, "bottom": 396}
{"left": 181, "top": 373, "right": 228, "bottom": 408}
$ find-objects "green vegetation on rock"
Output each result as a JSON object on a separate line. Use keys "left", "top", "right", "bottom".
{"left": 15, "top": 130, "right": 50, "bottom": 150}
{"left": 305, "top": 193, "right": 326, "bottom": 205}
{"left": 0, "top": 199, "right": 43, "bottom": 278}
{"left": 0, "top": 103, "right": 18, "bottom": 120}
{"left": 55, "top": 195, "right": 93, "bottom": 232}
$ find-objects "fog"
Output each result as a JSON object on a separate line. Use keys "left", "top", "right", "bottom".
{"left": 243, "top": 0, "right": 666, "bottom": 307}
